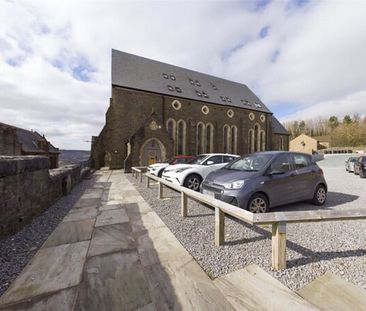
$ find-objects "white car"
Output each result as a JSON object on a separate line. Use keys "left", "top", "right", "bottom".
{"left": 162, "top": 153, "right": 239, "bottom": 191}
{"left": 147, "top": 156, "right": 196, "bottom": 177}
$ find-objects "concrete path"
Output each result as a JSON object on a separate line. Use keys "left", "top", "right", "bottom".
{"left": 0, "top": 170, "right": 234, "bottom": 311}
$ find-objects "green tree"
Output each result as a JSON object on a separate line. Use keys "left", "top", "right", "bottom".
{"left": 328, "top": 116, "right": 339, "bottom": 129}
{"left": 299, "top": 120, "right": 306, "bottom": 134}
{"left": 343, "top": 115, "right": 352, "bottom": 124}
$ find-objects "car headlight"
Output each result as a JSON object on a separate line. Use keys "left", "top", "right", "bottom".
{"left": 175, "top": 167, "right": 189, "bottom": 173}
{"left": 223, "top": 180, "right": 245, "bottom": 190}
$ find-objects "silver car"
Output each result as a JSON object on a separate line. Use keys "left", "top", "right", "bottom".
{"left": 201, "top": 151, "right": 327, "bottom": 213}
{"left": 345, "top": 157, "right": 358, "bottom": 173}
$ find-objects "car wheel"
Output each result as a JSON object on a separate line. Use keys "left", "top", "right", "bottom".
{"left": 247, "top": 193, "right": 269, "bottom": 213}
{"left": 157, "top": 169, "right": 164, "bottom": 177}
{"left": 183, "top": 174, "right": 202, "bottom": 191}
{"left": 312, "top": 184, "right": 327, "bottom": 206}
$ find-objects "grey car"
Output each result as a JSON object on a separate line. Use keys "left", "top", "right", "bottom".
{"left": 201, "top": 151, "right": 327, "bottom": 213}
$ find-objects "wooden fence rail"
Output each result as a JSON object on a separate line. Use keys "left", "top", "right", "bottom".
{"left": 140, "top": 170, "right": 366, "bottom": 271}
{"left": 131, "top": 166, "right": 147, "bottom": 183}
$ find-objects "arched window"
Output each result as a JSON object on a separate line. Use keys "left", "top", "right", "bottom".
{"left": 206, "top": 123, "right": 214, "bottom": 153}
{"left": 254, "top": 124, "right": 260, "bottom": 152}
{"left": 223, "top": 125, "right": 231, "bottom": 153}
{"left": 231, "top": 126, "right": 237, "bottom": 154}
{"left": 260, "top": 130, "right": 266, "bottom": 151}
{"left": 196, "top": 122, "right": 205, "bottom": 154}
{"left": 166, "top": 118, "right": 176, "bottom": 154}
{"left": 177, "top": 120, "right": 186, "bottom": 155}
{"left": 248, "top": 129, "right": 254, "bottom": 153}
{"left": 166, "top": 119, "right": 176, "bottom": 141}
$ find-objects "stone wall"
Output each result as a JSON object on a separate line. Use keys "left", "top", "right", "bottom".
{"left": 0, "top": 156, "right": 90, "bottom": 238}
{"left": 0, "top": 125, "right": 21, "bottom": 156}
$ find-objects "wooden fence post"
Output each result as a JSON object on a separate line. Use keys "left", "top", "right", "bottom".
{"left": 215, "top": 207, "right": 225, "bottom": 246}
{"left": 181, "top": 192, "right": 188, "bottom": 217}
{"left": 158, "top": 181, "right": 163, "bottom": 199}
{"left": 146, "top": 175, "right": 150, "bottom": 188}
{"left": 140, "top": 171, "right": 143, "bottom": 183}
{"left": 272, "top": 222, "right": 287, "bottom": 270}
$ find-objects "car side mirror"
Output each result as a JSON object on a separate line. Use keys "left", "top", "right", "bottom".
{"left": 206, "top": 160, "right": 214, "bottom": 165}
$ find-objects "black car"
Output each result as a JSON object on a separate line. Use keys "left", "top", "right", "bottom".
{"left": 201, "top": 151, "right": 327, "bottom": 213}
{"left": 354, "top": 156, "right": 366, "bottom": 178}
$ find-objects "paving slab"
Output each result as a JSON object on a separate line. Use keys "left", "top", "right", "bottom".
{"left": 298, "top": 271, "right": 366, "bottom": 311}
{"left": 99, "top": 203, "right": 123, "bottom": 211}
{"left": 0, "top": 287, "right": 77, "bottom": 311}
{"left": 62, "top": 206, "right": 98, "bottom": 222}
{"left": 74, "top": 251, "right": 152, "bottom": 311}
{"left": 214, "top": 264, "right": 318, "bottom": 311}
{"left": 0, "top": 242, "right": 89, "bottom": 307}
{"left": 130, "top": 210, "right": 166, "bottom": 233}
{"left": 95, "top": 209, "right": 129, "bottom": 227}
{"left": 125, "top": 203, "right": 150, "bottom": 221}
{"left": 121, "top": 195, "right": 146, "bottom": 204}
{"left": 72, "top": 198, "right": 101, "bottom": 210}
{"left": 88, "top": 223, "right": 135, "bottom": 257}
{"left": 42, "top": 219, "right": 95, "bottom": 248}
{"left": 82, "top": 188, "right": 104, "bottom": 196}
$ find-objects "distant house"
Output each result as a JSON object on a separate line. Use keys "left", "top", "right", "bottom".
{"left": 0, "top": 122, "right": 59, "bottom": 168}
{"left": 289, "top": 134, "right": 326, "bottom": 154}
{"left": 312, "top": 135, "right": 331, "bottom": 149}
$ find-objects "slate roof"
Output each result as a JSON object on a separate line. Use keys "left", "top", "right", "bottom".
{"left": 0, "top": 122, "right": 59, "bottom": 153}
{"left": 111, "top": 49, "right": 272, "bottom": 113}
{"left": 272, "top": 117, "right": 290, "bottom": 135}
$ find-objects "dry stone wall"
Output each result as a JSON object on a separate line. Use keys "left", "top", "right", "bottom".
{"left": 0, "top": 156, "right": 90, "bottom": 238}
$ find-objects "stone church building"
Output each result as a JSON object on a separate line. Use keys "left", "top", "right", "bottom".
{"left": 91, "top": 49, "right": 289, "bottom": 171}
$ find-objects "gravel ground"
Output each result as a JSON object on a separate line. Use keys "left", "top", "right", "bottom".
{"left": 127, "top": 154, "right": 366, "bottom": 291}
{"left": 0, "top": 177, "right": 92, "bottom": 297}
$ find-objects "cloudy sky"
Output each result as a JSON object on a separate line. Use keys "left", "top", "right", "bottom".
{"left": 1, "top": 0, "right": 366, "bottom": 150}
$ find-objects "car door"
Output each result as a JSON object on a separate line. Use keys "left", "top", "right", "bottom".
{"left": 262, "top": 154, "right": 297, "bottom": 207}
{"left": 290, "top": 153, "right": 316, "bottom": 199}
{"left": 201, "top": 155, "right": 225, "bottom": 178}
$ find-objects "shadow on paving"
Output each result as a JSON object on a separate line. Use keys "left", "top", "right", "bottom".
{"left": 72, "top": 182, "right": 182, "bottom": 310}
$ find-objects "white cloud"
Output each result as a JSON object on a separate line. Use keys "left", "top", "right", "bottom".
{"left": 0, "top": 0, "right": 365, "bottom": 149}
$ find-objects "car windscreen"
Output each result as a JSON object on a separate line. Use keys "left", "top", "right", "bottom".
{"left": 225, "top": 154, "right": 273, "bottom": 171}
{"left": 168, "top": 158, "right": 176, "bottom": 164}
{"left": 187, "top": 155, "right": 207, "bottom": 165}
